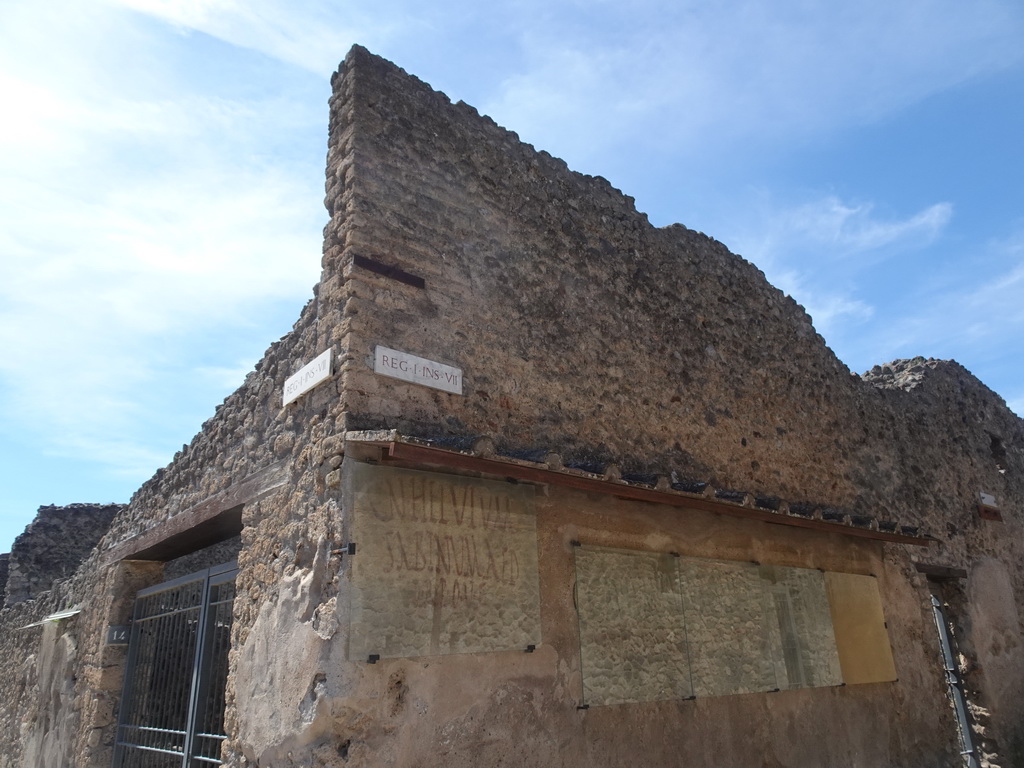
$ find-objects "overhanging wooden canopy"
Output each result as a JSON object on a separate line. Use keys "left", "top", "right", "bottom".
{"left": 345, "top": 432, "right": 930, "bottom": 547}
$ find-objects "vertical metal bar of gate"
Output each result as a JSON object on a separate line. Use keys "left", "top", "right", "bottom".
{"left": 112, "top": 562, "right": 237, "bottom": 768}
{"left": 180, "top": 574, "right": 215, "bottom": 765}
{"left": 930, "top": 594, "right": 980, "bottom": 768}
{"left": 113, "top": 572, "right": 203, "bottom": 765}
{"left": 186, "top": 565, "right": 237, "bottom": 766}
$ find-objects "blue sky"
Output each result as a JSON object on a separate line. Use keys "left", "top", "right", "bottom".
{"left": 1, "top": 0, "right": 1022, "bottom": 553}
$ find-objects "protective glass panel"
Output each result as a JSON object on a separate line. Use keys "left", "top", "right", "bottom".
{"left": 571, "top": 547, "right": 854, "bottom": 706}
{"left": 346, "top": 461, "right": 541, "bottom": 660}
{"left": 679, "top": 558, "right": 778, "bottom": 697}
{"left": 575, "top": 546, "right": 692, "bottom": 706}
{"left": 760, "top": 566, "right": 842, "bottom": 689}
{"left": 825, "top": 572, "right": 897, "bottom": 684}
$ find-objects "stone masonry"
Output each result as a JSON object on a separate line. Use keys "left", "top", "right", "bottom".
{"left": 4, "top": 503, "right": 122, "bottom": 605}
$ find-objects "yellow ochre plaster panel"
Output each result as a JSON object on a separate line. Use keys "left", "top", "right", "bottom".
{"left": 825, "top": 571, "right": 897, "bottom": 685}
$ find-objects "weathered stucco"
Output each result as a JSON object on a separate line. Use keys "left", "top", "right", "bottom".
{"left": 1, "top": 44, "right": 1022, "bottom": 768}
{"left": 20, "top": 621, "right": 78, "bottom": 768}
{"left": 220, "top": 474, "right": 956, "bottom": 767}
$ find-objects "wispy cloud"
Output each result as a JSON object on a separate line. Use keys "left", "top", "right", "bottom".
{"left": 779, "top": 199, "right": 953, "bottom": 256}
{"left": 87, "top": 0, "right": 1024, "bottom": 175}
{"left": 482, "top": 0, "right": 1024, "bottom": 166}
{"left": 821, "top": 230, "right": 1024, "bottom": 376}
{"left": 0, "top": 0, "right": 325, "bottom": 480}
{"left": 942, "top": 259, "right": 1024, "bottom": 349}
{"left": 106, "top": 0, "right": 388, "bottom": 74}
{"left": 1007, "top": 396, "right": 1024, "bottom": 419}
{"left": 0, "top": 165, "right": 324, "bottom": 468}
{"left": 716, "top": 192, "right": 953, "bottom": 338}
{"left": 719, "top": 194, "right": 1024, "bottom": 402}
{"left": 742, "top": 197, "right": 954, "bottom": 270}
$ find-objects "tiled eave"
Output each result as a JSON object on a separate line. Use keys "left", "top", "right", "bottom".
{"left": 345, "top": 431, "right": 932, "bottom": 547}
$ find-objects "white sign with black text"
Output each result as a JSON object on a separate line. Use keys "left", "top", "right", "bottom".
{"left": 283, "top": 349, "right": 333, "bottom": 406}
{"left": 373, "top": 346, "right": 463, "bottom": 395}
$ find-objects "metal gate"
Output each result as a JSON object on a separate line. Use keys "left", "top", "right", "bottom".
{"left": 112, "top": 562, "right": 237, "bottom": 767}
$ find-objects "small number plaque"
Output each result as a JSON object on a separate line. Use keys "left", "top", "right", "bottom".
{"left": 107, "top": 625, "right": 130, "bottom": 645}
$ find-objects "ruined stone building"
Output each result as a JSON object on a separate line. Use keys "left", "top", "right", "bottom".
{"left": 2, "top": 46, "right": 1023, "bottom": 768}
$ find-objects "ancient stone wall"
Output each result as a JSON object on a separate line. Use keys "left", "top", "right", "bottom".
{"left": 4, "top": 503, "right": 122, "bottom": 605}
{"left": 0, "top": 503, "right": 124, "bottom": 767}
{"left": 77, "top": 292, "right": 351, "bottom": 765}
{"left": 0, "top": 553, "right": 9, "bottom": 609}
{"left": 100, "top": 299, "right": 324, "bottom": 548}
{"left": 330, "top": 48, "right": 923, "bottom": 520}
{"left": 863, "top": 357, "right": 1024, "bottom": 763}
{"left": 0, "top": 591, "right": 59, "bottom": 768}
{"left": 313, "top": 47, "right": 1024, "bottom": 767}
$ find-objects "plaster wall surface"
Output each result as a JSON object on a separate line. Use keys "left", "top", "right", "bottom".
{"left": 0, "top": 591, "right": 62, "bottom": 768}
{"left": 966, "top": 558, "right": 1024, "bottom": 762}
{"left": 19, "top": 621, "right": 78, "bottom": 768}
{"left": 229, "top": 477, "right": 958, "bottom": 768}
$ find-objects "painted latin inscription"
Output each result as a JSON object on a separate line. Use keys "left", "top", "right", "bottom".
{"left": 346, "top": 462, "right": 541, "bottom": 659}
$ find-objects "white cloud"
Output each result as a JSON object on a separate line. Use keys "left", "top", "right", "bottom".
{"left": 709, "top": 191, "right": 960, "bottom": 349}
{"left": 723, "top": 192, "right": 954, "bottom": 279}
{"left": 0, "top": 171, "right": 323, "bottom": 470}
{"left": 959, "top": 262, "right": 1024, "bottom": 337}
{"left": 782, "top": 199, "right": 953, "bottom": 255}
{"left": 0, "top": 74, "right": 71, "bottom": 147}
{"left": 0, "top": 0, "right": 326, "bottom": 480}
{"left": 831, "top": 234, "right": 1024, "bottom": 380}
{"left": 105, "top": 0, "right": 385, "bottom": 74}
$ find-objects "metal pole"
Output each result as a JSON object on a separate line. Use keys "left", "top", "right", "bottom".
{"left": 930, "top": 594, "right": 980, "bottom": 768}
